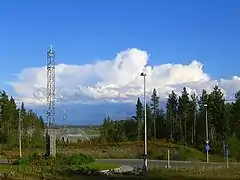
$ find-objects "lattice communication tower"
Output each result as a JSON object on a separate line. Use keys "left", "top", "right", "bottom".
{"left": 47, "top": 45, "right": 56, "bottom": 127}
{"left": 46, "top": 45, "right": 56, "bottom": 156}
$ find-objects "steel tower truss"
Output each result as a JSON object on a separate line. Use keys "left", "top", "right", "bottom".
{"left": 46, "top": 46, "right": 56, "bottom": 156}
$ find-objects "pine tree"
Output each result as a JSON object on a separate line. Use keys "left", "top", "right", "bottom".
{"left": 178, "top": 87, "right": 190, "bottom": 143}
{"left": 100, "top": 116, "right": 111, "bottom": 140}
{"left": 189, "top": 93, "right": 198, "bottom": 144}
{"left": 209, "top": 86, "right": 228, "bottom": 142}
{"left": 156, "top": 108, "right": 168, "bottom": 139}
{"left": 136, "top": 98, "right": 143, "bottom": 140}
{"left": 150, "top": 88, "right": 160, "bottom": 140}
{"left": 166, "top": 91, "right": 178, "bottom": 140}
{"left": 233, "top": 90, "right": 240, "bottom": 138}
{"left": 0, "top": 90, "right": 44, "bottom": 149}
{"left": 197, "top": 89, "right": 209, "bottom": 144}
{"left": 124, "top": 118, "right": 138, "bottom": 141}
{"left": 146, "top": 104, "right": 153, "bottom": 139}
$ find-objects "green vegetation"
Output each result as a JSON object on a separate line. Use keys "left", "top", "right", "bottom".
{"left": 144, "top": 167, "right": 240, "bottom": 180}
{"left": 85, "top": 162, "right": 120, "bottom": 170}
{"left": 0, "top": 90, "right": 44, "bottom": 150}
{"left": 0, "top": 154, "right": 120, "bottom": 179}
{"left": 91, "top": 86, "right": 240, "bottom": 162}
{"left": 58, "top": 140, "right": 223, "bottom": 162}
{"left": 1, "top": 86, "right": 240, "bottom": 178}
{"left": 13, "top": 153, "right": 95, "bottom": 166}
{"left": 83, "top": 128, "right": 100, "bottom": 136}
{"left": 2, "top": 164, "right": 240, "bottom": 180}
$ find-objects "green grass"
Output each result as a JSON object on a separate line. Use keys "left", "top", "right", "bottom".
{"left": 0, "top": 140, "right": 227, "bottom": 162}
{"left": 60, "top": 140, "right": 224, "bottom": 162}
{"left": 83, "top": 128, "right": 100, "bottom": 136}
{"left": 0, "top": 164, "right": 12, "bottom": 172}
{"left": 82, "top": 162, "right": 120, "bottom": 170}
{"left": 19, "top": 166, "right": 240, "bottom": 180}
{"left": 0, "top": 162, "right": 120, "bottom": 173}
{"left": 147, "top": 166, "right": 240, "bottom": 179}
{"left": 1, "top": 163, "right": 240, "bottom": 180}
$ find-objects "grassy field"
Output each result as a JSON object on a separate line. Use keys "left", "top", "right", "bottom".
{"left": 55, "top": 166, "right": 240, "bottom": 180}
{"left": 146, "top": 166, "right": 240, "bottom": 179}
{"left": 58, "top": 140, "right": 224, "bottom": 162}
{"left": 0, "top": 140, "right": 226, "bottom": 162}
{"left": 3, "top": 166, "right": 239, "bottom": 180}
{"left": 83, "top": 128, "right": 100, "bottom": 136}
{"left": 0, "top": 162, "right": 120, "bottom": 171}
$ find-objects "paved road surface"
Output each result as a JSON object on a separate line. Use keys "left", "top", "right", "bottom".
{"left": 96, "top": 159, "right": 239, "bottom": 169}
{"left": 0, "top": 160, "right": 9, "bottom": 164}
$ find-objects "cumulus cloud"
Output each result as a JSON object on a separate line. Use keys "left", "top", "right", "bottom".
{"left": 9, "top": 48, "right": 240, "bottom": 106}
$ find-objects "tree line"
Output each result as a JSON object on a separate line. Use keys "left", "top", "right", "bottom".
{"left": 99, "top": 86, "right": 240, "bottom": 158}
{"left": 0, "top": 90, "right": 45, "bottom": 149}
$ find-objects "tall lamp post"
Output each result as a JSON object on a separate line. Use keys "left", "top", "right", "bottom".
{"left": 204, "top": 104, "right": 209, "bottom": 163}
{"left": 140, "top": 72, "right": 147, "bottom": 171}
{"left": 0, "top": 90, "right": 3, "bottom": 152}
{"left": 18, "top": 105, "right": 22, "bottom": 158}
{"left": 18, "top": 104, "right": 22, "bottom": 157}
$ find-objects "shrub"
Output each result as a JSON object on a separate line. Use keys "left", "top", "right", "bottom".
{"left": 13, "top": 153, "right": 94, "bottom": 166}
{"left": 13, "top": 153, "right": 96, "bottom": 179}
{"left": 56, "top": 153, "right": 95, "bottom": 166}
{"left": 228, "top": 133, "right": 240, "bottom": 161}
{"left": 13, "top": 153, "right": 40, "bottom": 165}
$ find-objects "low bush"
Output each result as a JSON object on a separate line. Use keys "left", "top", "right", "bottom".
{"left": 56, "top": 154, "right": 95, "bottom": 166}
{"left": 11, "top": 153, "right": 96, "bottom": 179}
{"left": 13, "top": 153, "right": 94, "bottom": 166}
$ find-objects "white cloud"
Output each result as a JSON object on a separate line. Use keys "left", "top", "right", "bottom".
{"left": 9, "top": 48, "right": 240, "bottom": 106}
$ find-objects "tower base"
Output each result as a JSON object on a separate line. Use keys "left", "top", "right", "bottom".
{"left": 45, "top": 129, "right": 56, "bottom": 157}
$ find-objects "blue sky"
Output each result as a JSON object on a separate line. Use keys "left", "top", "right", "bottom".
{"left": 1, "top": 0, "right": 240, "bottom": 98}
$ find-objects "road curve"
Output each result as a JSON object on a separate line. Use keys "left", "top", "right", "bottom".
{"left": 96, "top": 159, "right": 239, "bottom": 169}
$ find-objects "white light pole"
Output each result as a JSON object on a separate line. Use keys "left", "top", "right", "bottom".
{"left": 0, "top": 104, "right": 2, "bottom": 152}
{"left": 19, "top": 108, "right": 22, "bottom": 158}
{"left": 204, "top": 104, "right": 209, "bottom": 163}
{"left": 140, "top": 72, "right": 147, "bottom": 171}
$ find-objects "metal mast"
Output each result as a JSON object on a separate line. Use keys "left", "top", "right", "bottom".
{"left": 46, "top": 45, "right": 56, "bottom": 156}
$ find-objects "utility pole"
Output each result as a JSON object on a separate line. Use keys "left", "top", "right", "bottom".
{"left": 226, "top": 142, "right": 229, "bottom": 168}
{"left": 19, "top": 109, "right": 22, "bottom": 157}
{"left": 140, "top": 72, "right": 147, "bottom": 172}
{"left": 0, "top": 104, "right": 2, "bottom": 152}
{"left": 204, "top": 104, "right": 209, "bottom": 163}
{"left": 194, "top": 110, "right": 196, "bottom": 143}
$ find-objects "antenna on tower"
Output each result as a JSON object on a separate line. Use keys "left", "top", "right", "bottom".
{"left": 63, "top": 108, "right": 67, "bottom": 129}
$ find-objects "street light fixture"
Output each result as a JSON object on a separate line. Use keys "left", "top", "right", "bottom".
{"left": 204, "top": 104, "right": 209, "bottom": 163}
{"left": 140, "top": 72, "right": 147, "bottom": 171}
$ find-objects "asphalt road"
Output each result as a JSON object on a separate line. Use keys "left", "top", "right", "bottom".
{"left": 0, "top": 160, "right": 9, "bottom": 164}
{"left": 96, "top": 159, "right": 239, "bottom": 169}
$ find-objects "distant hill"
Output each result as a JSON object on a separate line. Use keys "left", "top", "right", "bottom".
{"left": 44, "top": 123, "right": 100, "bottom": 129}
{"left": 31, "top": 101, "right": 166, "bottom": 125}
